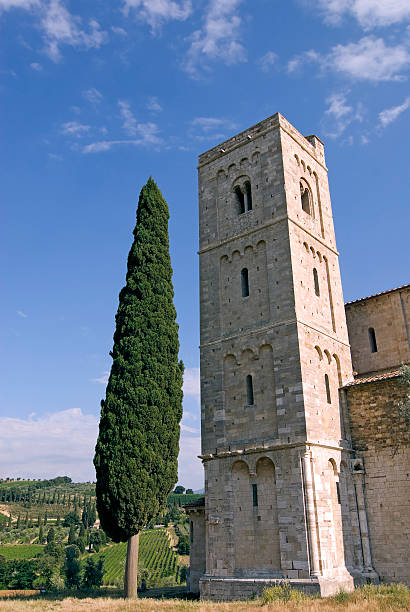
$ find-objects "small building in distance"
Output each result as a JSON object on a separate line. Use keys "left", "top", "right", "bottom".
{"left": 186, "top": 112, "right": 409, "bottom": 600}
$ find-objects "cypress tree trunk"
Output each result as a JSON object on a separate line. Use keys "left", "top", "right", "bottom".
{"left": 125, "top": 533, "right": 139, "bottom": 598}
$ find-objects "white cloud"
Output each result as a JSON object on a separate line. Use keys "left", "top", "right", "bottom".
{"left": 379, "top": 96, "right": 410, "bottom": 126}
{"left": 177, "top": 432, "right": 202, "bottom": 489}
{"left": 322, "top": 91, "right": 364, "bottom": 137}
{"left": 122, "top": 0, "right": 191, "bottom": 31}
{"left": 0, "top": 408, "right": 203, "bottom": 489}
{"left": 61, "top": 120, "right": 91, "bottom": 136}
{"left": 118, "top": 100, "right": 137, "bottom": 136}
{"left": 0, "top": 409, "right": 99, "bottom": 482}
{"left": 316, "top": 0, "right": 410, "bottom": 28}
{"left": 289, "top": 36, "right": 410, "bottom": 82}
{"left": 0, "top": 0, "right": 39, "bottom": 11}
{"left": 82, "top": 87, "right": 103, "bottom": 105}
{"left": 190, "top": 116, "right": 238, "bottom": 140}
{"left": 91, "top": 371, "right": 109, "bottom": 384}
{"left": 183, "top": 367, "right": 200, "bottom": 397}
{"left": 184, "top": 0, "right": 246, "bottom": 77}
{"left": 181, "top": 424, "right": 198, "bottom": 434}
{"left": 147, "top": 96, "right": 162, "bottom": 112}
{"left": 17, "top": 310, "right": 28, "bottom": 318}
{"left": 48, "top": 153, "right": 63, "bottom": 160}
{"left": 82, "top": 123, "right": 162, "bottom": 153}
{"left": 111, "top": 25, "right": 127, "bottom": 37}
{"left": 257, "top": 50, "right": 278, "bottom": 73}
{"left": 30, "top": 61, "right": 42, "bottom": 71}
{"left": 41, "top": 2, "right": 108, "bottom": 62}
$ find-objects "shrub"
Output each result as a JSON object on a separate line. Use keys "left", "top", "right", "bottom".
{"left": 261, "top": 582, "right": 307, "bottom": 604}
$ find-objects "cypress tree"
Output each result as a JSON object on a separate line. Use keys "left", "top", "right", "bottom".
{"left": 94, "top": 178, "right": 183, "bottom": 598}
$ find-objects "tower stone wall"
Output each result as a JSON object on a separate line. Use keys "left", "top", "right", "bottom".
{"left": 195, "top": 113, "right": 375, "bottom": 600}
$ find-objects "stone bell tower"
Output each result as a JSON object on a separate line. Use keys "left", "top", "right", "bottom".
{"left": 195, "top": 113, "right": 376, "bottom": 600}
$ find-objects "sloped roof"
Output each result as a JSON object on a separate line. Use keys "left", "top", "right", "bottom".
{"left": 345, "top": 284, "right": 410, "bottom": 306}
{"left": 344, "top": 369, "right": 401, "bottom": 387}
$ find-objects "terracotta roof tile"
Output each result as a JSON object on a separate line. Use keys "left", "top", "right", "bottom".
{"left": 345, "top": 284, "right": 410, "bottom": 306}
{"left": 344, "top": 369, "right": 401, "bottom": 387}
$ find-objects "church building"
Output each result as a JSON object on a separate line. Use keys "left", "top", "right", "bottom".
{"left": 185, "top": 113, "right": 409, "bottom": 600}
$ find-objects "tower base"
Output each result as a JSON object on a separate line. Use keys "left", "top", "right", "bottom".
{"left": 199, "top": 573, "right": 359, "bottom": 601}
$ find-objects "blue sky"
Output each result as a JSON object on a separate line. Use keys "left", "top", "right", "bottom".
{"left": 1, "top": 0, "right": 409, "bottom": 490}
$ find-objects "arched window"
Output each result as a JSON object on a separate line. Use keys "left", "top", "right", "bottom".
{"left": 368, "top": 327, "right": 378, "bottom": 353}
{"left": 235, "top": 186, "right": 245, "bottom": 214}
{"left": 190, "top": 520, "right": 193, "bottom": 543}
{"left": 241, "top": 268, "right": 249, "bottom": 297}
{"left": 300, "top": 180, "right": 311, "bottom": 215}
{"left": 325, "top": 373, "right": 331, "bottom": 404}
{"left": 246, "top": 374, "right": 254, "bottom": 406}
{"left": 313, "top": 267, "right": 320, "bottom": 296}
{"left": 252, "top": 483, "right": 258, "bottom": 507}
{"left": 244, "top": 181, "right": 252, "bottom": 211}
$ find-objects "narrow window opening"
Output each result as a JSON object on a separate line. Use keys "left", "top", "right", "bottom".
{"left": 241, "top": 268, "right": 249, "bottom": 297}
{"left": 368, "top": 327, "right": 378, "bottom": 353}
{"left": 325, "top": 374, "right": 331, "bottom": 404}
{"left": 300, "top": 181, "right": 311, "bottom": 215}
{"left": 190, "top": 521, "right": 193, "bottom": 542}
{"left": 245, "top": 181, "right": 252, "bottom": 211}
{"left": 252, "top": 483, "right": 258, "bottom": 507}
{"left": 246, "top": 374, "right": 254, "bottom": 406}
{"left": 235, "top": 186, "right": 245, "bottom": 214}
{"left": 336, "top": 481, "right": 341, "bottom": 505}
{"left": 313, "top": 267, "right": 320, "bottom": 296}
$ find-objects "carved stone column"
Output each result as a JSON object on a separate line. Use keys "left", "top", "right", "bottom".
{"left": 302, "top": 451, "right": 320, "bottom": 577}
{"left": 352, "top": 463, "right": 374, "bottom": 572}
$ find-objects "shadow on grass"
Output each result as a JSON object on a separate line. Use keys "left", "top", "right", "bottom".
{"left": 1, "top": 586, "right": 197, "bottom": 602}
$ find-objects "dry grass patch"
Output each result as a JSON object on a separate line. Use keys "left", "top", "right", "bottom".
{"left": 0, "top": 584, "right": 408, "bottom": 612}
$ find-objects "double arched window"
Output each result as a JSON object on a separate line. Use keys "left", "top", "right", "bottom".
{"left": 234, "top": 178, "right": 252, "bottom": 215}
{"left": 300, "top": 179, "right": 313, "bottom": 216}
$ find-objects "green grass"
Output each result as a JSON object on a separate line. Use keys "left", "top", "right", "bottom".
{"left": 92, "top": 528, "right": 183, "bottom": 587}
{"left": 0, "top": 545, "right": 44, "bottom": 559}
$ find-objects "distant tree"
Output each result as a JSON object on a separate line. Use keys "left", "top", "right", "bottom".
{"left": 77, "top": 536, "right": 86, "bottom": 554}
{"left": 177, "top": 534, "right": 190, "bottom": 555}
{"left": 94, "top": 178, "right": 184, "bottom": 598}
{"left": 16, "top": 514, "right": 21, "bottom": 529}
{"left": 7, "top": 514, "right": 12, "bottom": 528}
{"left": 63, "top": 511, "right": 80, "bottom": 527}
{"left": 79, "top": 524, "right": 85, "bottom": 539}
{"left": 185, "top": 489, "right": 193, "bottom": 495}
{"left": 64, "top": 545, "right": 81, "bottom": 589}
{"left": 56, "top": 515, "right": 61, "bottom": 527}
{"left": 43, "top": 511, "right": 48, "bottom": 525}
{"left": 68, "top": 524, "right": 77, "bottom": 545}
{"left": 24, "top": 512, "right": 29, "bottom": 527}
{"left": 38, "top": 525, "right": 44, "bottom": 544}
{"left": 47, "top": 527, "right": 55, "bottom": 544}
{"left": 82, "top": 557, "right": 104, "bottom": 589}
{"left": 173, "top": 486, "right": 185, "bottom": 495}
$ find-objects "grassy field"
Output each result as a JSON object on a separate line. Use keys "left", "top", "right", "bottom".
{"left": 0, "top": 584, "right": 408, "bottom": 612}
{"left": 0, "top": 545, "right": 44, "bottom": 559}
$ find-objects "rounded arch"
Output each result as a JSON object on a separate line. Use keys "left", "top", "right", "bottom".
{"left": 244, "top": 244, "right": 254, "bottom": 256}
{"left": 252, "top": 151, "right": 260, "bottom": 164}
{"left": 324, "top": 349, "right": 332, "bottom": 364}
{"left": 256, "top": 239, "right": 266, "bottom": 250}
{"left": 241, "top": 347, "right": 255, "bottom": 360}
{"left": 294, "top": 153, "right": 300, "bottom": 165}
{"left": 240, "top": 157, "right": 249, "bottom": 167}
{"left": 232, "top": 249, "right": 241, "bottom": 261}
{"left": 314, "top": 345, "right": 323, "bottom": 361}
{"left": 328, "top": 457, "right": 338, "bottom": 476}
{"left": 307, "top": 165, "right": 312, "bottom": 175}
{"left": 220, "top": 254, "right": 229, "bottom": 264}
{"left": 303, "top": 241, "right": 309, "bottom": 252}
{"left": 301, "top": 159, "right": 306, "bottom": 172}
{"left": 333, "top": 353, "right": 343, "bottom": 386}
{"left": 232, "top": 459, "right": 250, "bottom": 476}
{"left": 217, "top": 168, "right": 226, "bottom": 180}
{"left": 228, "top": 163, "right": 237, "bottom": 175}
{"left": 317, "top": 251, "right": 322, "bottom": 262}
{"left": 224, "top": 353, "right": 238, "bottom": 366}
